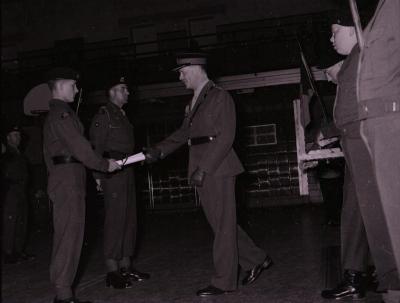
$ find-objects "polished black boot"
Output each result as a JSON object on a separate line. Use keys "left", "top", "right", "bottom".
{"left": 242, "top": 255, "right": 273, "bottom": 286}
{"left": 196, "top": 285, "right": 232, "bottom": 297}
{"left": 105, "top": 271, "right": 132, "bottom": 289}
{"left": 366, "top": 266, "right": 381, "bottom": 293}
{"left": 321, "top": 270, "right": 366, "bottom": 300}
{"left": 120, "top": 267, "right": 150, "bottom": 282}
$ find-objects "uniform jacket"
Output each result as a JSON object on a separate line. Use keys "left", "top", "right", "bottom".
{"left": 156, "top": 80, "right": 244, "bottom": 177}
{"left": 334, "top": 45, "right": 360, "bottom": 127}
{"left": 89, "top": 101, "right": 135, "bottom": 179}
{"left": 89, "top": 101, "right": 135, "bottom": 157}
{"left": 358, "top": 0, "right": 400, "bottom": 118}
{"left": 0, "top": 145, "right": 29, "bottom": 194}
{"left": 43, "top": 99, "right": 108, "bottom": 173}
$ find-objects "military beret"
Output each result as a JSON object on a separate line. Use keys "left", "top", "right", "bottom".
{"left": 45, "top": 67, "right": 80, "bottom": 82}
{"left": 106, "top": 75, "right": 127, "bottom": 90}
{"left": 330, "top": 9, "right": 354, "bottom": 27}
{"left": 329, "top": 0, "right": 378, "bottom": 28}
{"left": 173, "top": 52, "right": 208, "bottom": 72}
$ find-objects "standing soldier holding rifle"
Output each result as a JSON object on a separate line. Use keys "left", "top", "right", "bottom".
{"left": 321, "top": 1, "right": 400, "bottom": 302}
{"left": 356, "top": 0, "right": 400, "bottom": 301}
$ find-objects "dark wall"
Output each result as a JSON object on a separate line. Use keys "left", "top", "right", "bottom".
{"left": 2, "top": 0, "right": 335, "bottom": 59}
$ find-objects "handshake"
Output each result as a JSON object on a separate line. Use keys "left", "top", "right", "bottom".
{"left": 104, "top": 147, "right": 164, "bottom": 172}
{"left": 107, "top": 159, "right": 121, "bottom": 172}
{"left": 143, "top": 147, "right": 162, "bottom": 164}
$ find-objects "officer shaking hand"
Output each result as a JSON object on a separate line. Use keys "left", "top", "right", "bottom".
{"left": 144, "top": 51, "right": 272, "bottom": 297}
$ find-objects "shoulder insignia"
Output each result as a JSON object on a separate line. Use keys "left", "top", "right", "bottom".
{"left": 97, "top": 105, "right": 111, "bottom": 124}
{"left": 61, "top": 112, "right": 70, "bottom": 119}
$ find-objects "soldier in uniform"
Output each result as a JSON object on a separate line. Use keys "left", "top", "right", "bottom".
{"left": 1, "top": 125, "right": 35, "bottom": 264}
{"left": 356, "top": 1, "right": 400, "bottom": 302}
{"left": 42, "top": 67, "right": 120, "bottom": 303}
{"left": 89, "top": 76, "right": 150, "bottom": 289}
{"left": 144, "top": 52, "right": 272, "bottom": 296}
{"left": 316, "top": 33, "right": 373, "bottom": 300}
{"left": 321, "top": 7, "right": 400, "bottom": 303}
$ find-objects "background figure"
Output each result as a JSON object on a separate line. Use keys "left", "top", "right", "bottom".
{"left": 89, "top": 76, "right": 149, "bottom": 289}
{"left": 1, "top": 125, "right": 35, "bottom": 264}
{"left": 145, "top": 51, "right": 272, "bottom": 297}
{"left": 42, "top": 67, "right": 120, "bottom": 303}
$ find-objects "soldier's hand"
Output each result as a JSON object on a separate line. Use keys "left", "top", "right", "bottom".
{"left": 95, "top": 179, "right": 103, "bottom": 192}
{"left": 107, "top": 159, "right": 121, "bottom": 172}
{"left": 144, "top": 147, "right": 161, "bottom": 164}
{"left": 189, "top": 167, "right": 205, "bottom": 187}
{"left": 301, "top": 160, "right": 318, "bottom": 171}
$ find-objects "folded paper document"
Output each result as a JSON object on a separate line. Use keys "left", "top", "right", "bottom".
{"left": 116, "top": 152, "right": 146, "bottom": 166}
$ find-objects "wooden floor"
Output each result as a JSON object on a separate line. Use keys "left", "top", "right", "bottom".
{"left": 2, "top": 204, "right": 383, "bottom": 303}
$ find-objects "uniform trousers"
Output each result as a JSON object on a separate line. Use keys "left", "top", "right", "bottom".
{"left": 197, "top": 175, "right": 266, "bottom": 291}
{"left": 48, "top": 164, "right": 86, "bottom": 294}
{"left": 340, "top": 121, "right": 400, "bottom": 291}
{"left": 2, "top": 185, "right": 28, "bottom": 254}
{"left": 340, "top": 165, "right": 369, "bottom": 272}
{"left": 319, "top": 175, "right": 343, "bottom": 223}
{"left": 102, "top": 167, "right": 136, "bottom": 260}
{"left": 361, "top": 114, "right": 400, "bottom": 292}
{"left": 361, "top": 112, "right": 400, "bottom": 302}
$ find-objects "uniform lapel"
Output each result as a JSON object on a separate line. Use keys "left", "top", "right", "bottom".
{"left": 188, "top": 80, "right": 214, "bottom": 121}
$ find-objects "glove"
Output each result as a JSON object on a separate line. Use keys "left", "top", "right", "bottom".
{"left": 144, "top": 147, "right": 161, "bottom": 164}
{"left": 190, "top": 167, "right": 205, "bottom": 187}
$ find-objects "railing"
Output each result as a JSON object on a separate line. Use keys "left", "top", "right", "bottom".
{"left": 1, "top": 10, "right": 334, "bottom": 104}
{"left": 2, "top": 11, "right": 332, "bottom": 70}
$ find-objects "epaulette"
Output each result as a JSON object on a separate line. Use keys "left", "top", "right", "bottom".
{"left": 96, "top": 105, "right": 111, "bottom": 125}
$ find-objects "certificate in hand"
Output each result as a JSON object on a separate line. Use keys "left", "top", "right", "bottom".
{"left": 116, "top": 152, "right": 146, "bottom": 166}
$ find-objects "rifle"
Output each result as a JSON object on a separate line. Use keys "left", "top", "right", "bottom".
{"left": 348, "top": 0, "right": 364, "bottom": 51}
{"left": 298, "top": 40, "right": 330, "bottom": 125}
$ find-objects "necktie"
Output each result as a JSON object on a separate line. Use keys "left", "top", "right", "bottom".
{"left": 190, "top": 94, "right": 198, "bottom": 110}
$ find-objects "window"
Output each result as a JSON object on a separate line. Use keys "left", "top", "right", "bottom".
{"left": 245, "top": 124, "right": 277, "bottom": 146}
